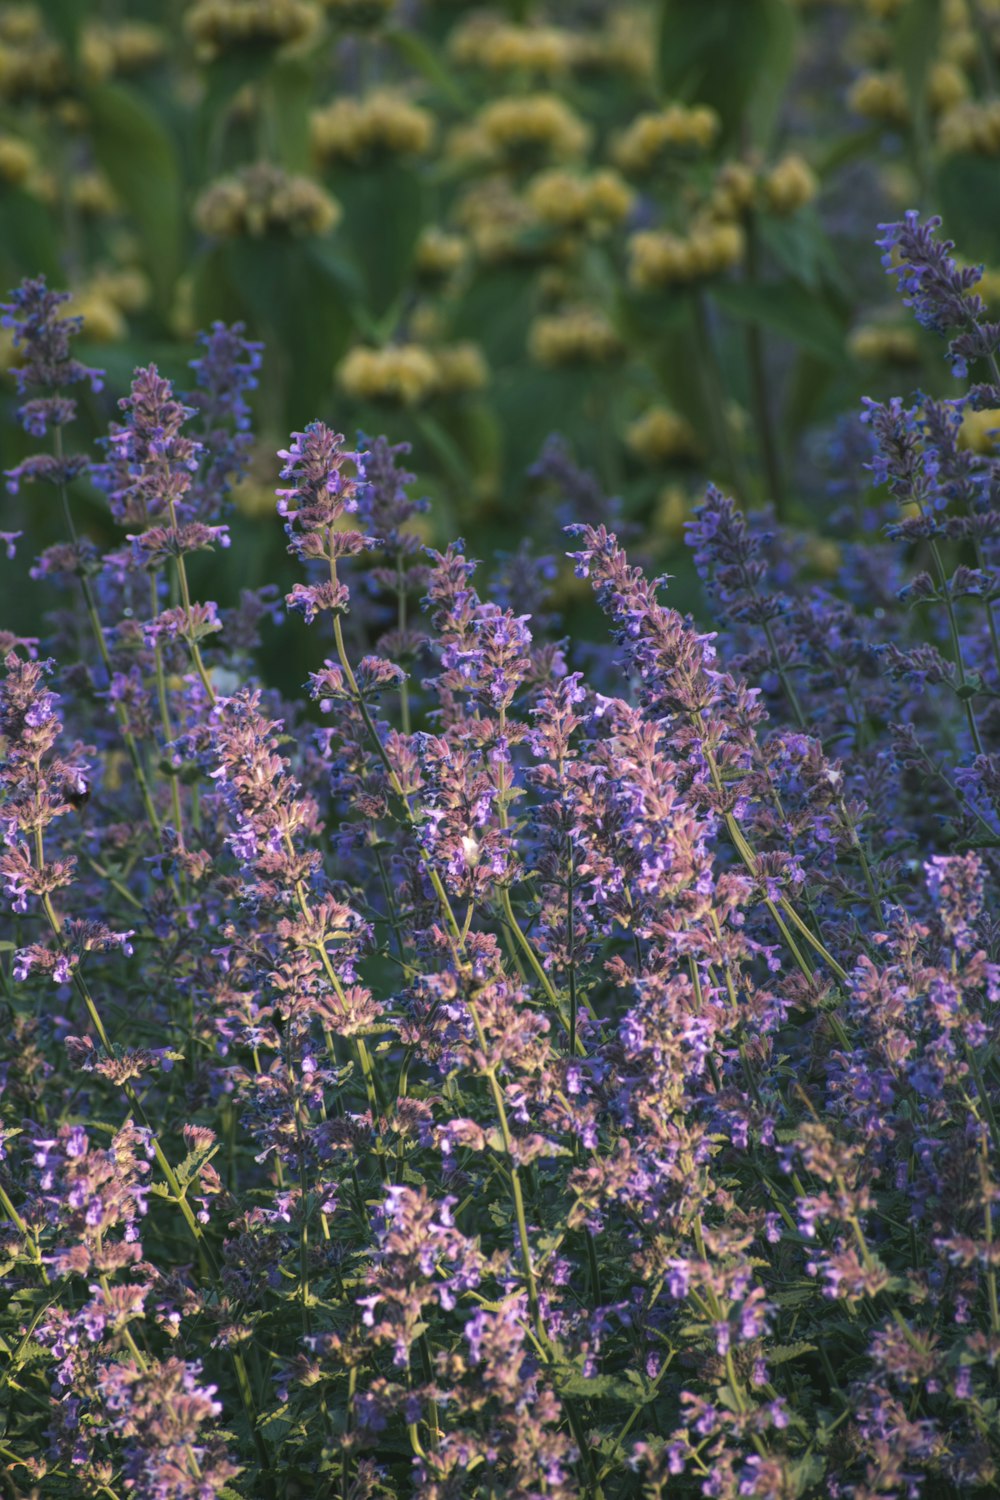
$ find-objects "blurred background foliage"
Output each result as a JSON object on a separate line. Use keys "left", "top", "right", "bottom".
{"left": 4, "top": 0, "right": 1000, "bottom": 650}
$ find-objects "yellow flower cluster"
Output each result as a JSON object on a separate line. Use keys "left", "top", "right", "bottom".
{"left": 526, "top": 168, "right": 634, "bottom": 232}
{"left": 454, "top": 178, "right": 571, "bottom": 264}
{"left": 613, "top": 104, "right": 720, "bottom": 175}
{"left": 847, "top": 70, "right": 909, "bottom": 124}
{"left": 195, "top": 162, "right": 340, "bottom": 238}
{"left": 938, "top": 99, "right": 1000, "bottom": 155}
{"left": 707, "top": 161, "right": 757, "bottom": 221}
{"left": 973, "top": 265, "right": 1000, "bottom": 306}
{"left": 628, "top": 222, "right": 745, "bottom": 290}
{"left": 762, "top": 153, "right": 818, "bottom": 215}
{"left": 430, "top": 340, "right": 490, "bottom": 393}
{"left": 653, "top": 483, "right": 693, "bottom": 542}
{"left": 448, "top": 14, "right": 577, "bottom": 75}
{"left": 0, "top": 7, "right": 66, "bottom": 100}
{"left": 847, "top": 322, "right": 921, "bottom": 364}
{"left": 311, "top": 90, "right": 435, "bottom": 164}
{"left": 625, "top": 406, "right": 701, "bottom": 464}
{"left": 185, "top": 0, "right": 322, "bottom": 59}
{"left": 849, "top": 61, "right": 968, "bottom": 125}
{"left": 959, "top": 406, "right": 1000, "bottom": 453}
{"left": 473, "top": 93, "right": 591, "bottom": 163}
{"left": 528, "top": 306, "right": 622, "bottom": 367}
{"left": 573, "top": 7, "right": 655, "bottom": 82}
{"left": 0, "top": 132, "right": 34, "bottom": 185}
{"left": 414, "top": 226, "right": 468, "bottom": 280}
{"left": 70, "top": 171, "right": 119, "bottom": 218}
{"left": 65, "top": 284, "right": 129, "bottom": 344}
{"left": 80, "top": 21, "right": 166, "bottom": 83}
{"left": 337, "top": 340, "right": 489, "bottom": 403}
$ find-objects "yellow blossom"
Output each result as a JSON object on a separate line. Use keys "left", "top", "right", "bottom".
{"left": 67, "top": 288, "right": 127, "bottom": 344}
{"left": 89, "top": 268, "right": 151, "bottom": 314}
{"left": 613, "top": 104, "right": 720, "bottom": 176}
{"left": 527, "top": 306, "right": 622, "bottom": 367}
{"left": 848, "top": 323, "right": 921, "bottom": 364}
{"left": 337, "top": 343, "right": 440, "bottom": 404}
{"left": 414, "top": 227, "right": 468, "bottom": 280}
{"left": 448, "top": 15, "right": 578, "bottom": 75}
{"left": 628, "top": 221, "right": 745, "bottom": 290}
{"left": 574, "top": 6, "right": 655, "bottom": 81}
{"left": 81, "top": 21, "right": 165, "bottom": 82}
{"left": 311, "top": 89, "right": 434, "bottom": 164}
{"left": 185, "top": 0, "right": 322, "bottom": 59}
{"left": 708, "top": 161, "right": 757, "bottom": 222}
{"left": 0, "top": 132, "right": 33, "bottom": 185}
{"left": 959, "top": 407, "right": 1000, "bottom": 453}
{"left": 526, "top": 167, "right": 634, "bottom": 232}
{"left": 653, "top": 484, "right": 692, "bottom": 541}
{"left": 70, "top": 171, "right": 119, "bottom": 218}
{"left": 195, "top": 162, "right": 340, "bottom": 238}
{"left": 938, "top": 98, "right": 1000, "bottom": 155}
{"left": 626, "top": 406, "right": 701, "bottom": 465}
{"left": 804, "top": 537, "right": 843, "bottom": 576}
{"left": 762, "top": 154, "right": 817, "bottom": 216}
{"left": 475, "top": 93, "right": 590, "bottom": 163}
{"left": 455, "top": 178, "right": 573, "bottom": 264}
{"left": 430, "top": 341, "right": 490, "bottom": 393}
{"left": 928, "top": 60, "right": 969, "bottom": 113}
{"left": 847, "top": 71, "right": 909, "bottom": 125}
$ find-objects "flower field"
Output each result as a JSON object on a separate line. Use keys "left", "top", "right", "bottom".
{"left": 4, "top": 3, "right": 1000, "bottom": 1498}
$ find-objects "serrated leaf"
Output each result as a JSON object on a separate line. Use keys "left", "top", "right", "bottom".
{"left": 766, "top": 1340, "right": 818, "bottom": 1365}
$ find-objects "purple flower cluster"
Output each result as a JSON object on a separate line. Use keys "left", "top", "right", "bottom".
{"left": 4, "top": 214, "right": 1000, "bottom": 1500}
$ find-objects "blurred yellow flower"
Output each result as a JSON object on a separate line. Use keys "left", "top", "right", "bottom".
{"left": 628, "top": 221, "right": 745, "bottom": 289}
{"left": 311, "top": 90, "right": 435, "bottom": 164}
{"left": 653, "top": 484, "right": 692, "bottom": 542}
{"left": 81, "top": 21, "right": 166, "bottom": 83}
{"left": 195, "top": 162, "right": 340, "bottom": 237}
{"left": 613, "top": 104, "right": 720, "bottom": 175}
{"left": 959, "top": 407, "right": 1000, "bottom": 453}
{"left": 430, "top": 341, "right": 489, "bottom": 393}
{"left": 449, "top": 14, "right": 578, "bottom": 74}
{"left": 0, "top": 132, "right": 34, "bottom": 185}
{"left": 185, "top": 0, "right": 322, "bottom": 58}
{"left": 70, "top": 171, "right": 119, "bottom": 218}
{"left": 475, "top": 93, "right": 590, "bottom": 163}
{"left": 938, "top": 99, "right": 1000, "bottom": 155}
{"left": 414, "top": 226, "right": 468, "bottom": 281}
{"left": 337, "top": 343, "right": 441, "bottom": 404}
{"left": 847, "top": 71, "right": 909, "bottom": 125}
{"left": 66, "top": 287, "right": 127, "bottom": 344}
{"left": 847, "top": 323, "right": 921, "bottom": 364}
{"left": 762, "top": 154, "right": 818, "bottom": 216}
{"left": 528, "top": 306, "right": 622, "bottom": 367}
{"left": 626, "top": 406, "right": 701, "bottom": 465}
{"left": 526, "top": 168, "right": 634, "bottom": 232}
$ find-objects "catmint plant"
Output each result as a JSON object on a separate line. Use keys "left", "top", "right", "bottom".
{"left": 3, "top": 214, "right": 1000, "bottom": 1500}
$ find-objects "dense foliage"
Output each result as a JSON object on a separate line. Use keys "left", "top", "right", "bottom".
{"left": 3, "top": 207, "right": 1000, "bottom": 1500}
{"left": 6, "top": 0, "right": 1000, "bottom": 583}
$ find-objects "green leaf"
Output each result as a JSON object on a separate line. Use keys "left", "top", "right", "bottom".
{"left": 895, "top": 0, "right": 941, "bottom": 138}
{"left": 383, "top": 27, "right": 470, "bottom": 110}
{"left": 709, "top": 279, "right": 848, "bottom": 364}
{"left": 658, "top": 0, "right": 798, "bottom": 147}
{"left": 766, "top": 1340, "right": 818, "bottom": 1366}
{"left": 85, "top": 83, "right": 183, "bottom": 307}
{"left": 336, "top": 160, "right": 426, "bottom": 321}
{"left": 936, "top": 153, "right": 1000, "bottom": 262}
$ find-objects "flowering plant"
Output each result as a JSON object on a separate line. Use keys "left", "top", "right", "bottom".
{"left": 4, "top": 213, "right": 1000, "bottom": 1500}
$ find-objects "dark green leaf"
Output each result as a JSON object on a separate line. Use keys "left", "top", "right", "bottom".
{"left": 85, "top": 83, "right": 183, "bottom": 307}
{"left": 658, "top": 0, "right": 798, "bottom": 147}
{"left": 709, "top": 279, "right": 848, "bottom": 363}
